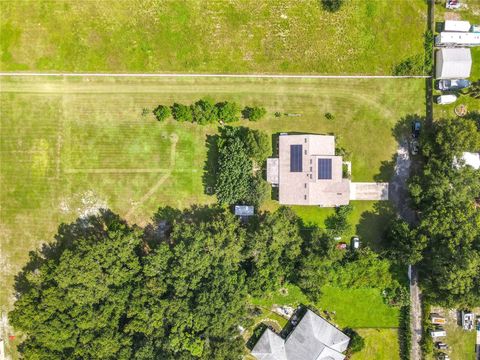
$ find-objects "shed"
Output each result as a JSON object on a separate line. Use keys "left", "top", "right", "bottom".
{"left": 435, "top": 48, "right": 472, "bottom": 79}
{"left": 444, "top": 20, "right": 471, "bottom": 32}
{"left": 234, "top": 205, "right": 254, "bottom": 217}
{"left": 431, "top": 330, "right": 447, "bottom": 338}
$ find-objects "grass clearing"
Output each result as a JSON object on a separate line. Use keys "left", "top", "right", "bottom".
{"left": 0, "top": 75, "right": 424, "bottom": 314}
{"left": 0, "top": 0, "right": 427, "bottom": 74}
{"left": 351, "top": 328, "right": 400, "bottom": 360}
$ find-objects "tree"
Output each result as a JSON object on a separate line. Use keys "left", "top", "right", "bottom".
{"left": 215, "top": 136, "right": 253, "bottom": 205}
{"left": 321, "top": 0, "right": 344, "bottom": 12}
{"left": 153, "top": 105, "right": 171, "bottom": 122}
{"left": 171, "top": 103, "right": 193, "bottom": 122}
{"left": 324, "top": 204, "right": 353, "bottom": 238}
{"left": 242, "top": 106, "right": 266, "bottom": 121}
{"left": 190, "top": 98, "right": 218, "bottom": 124}
{"left": 385, "top": 218, "right": 427, "bottom": 265}
{"left": 244, "top": 129, "right": 272, "bottom": 165}
{"left": 245, "top": 207, "right": 303, "bottom": 294}
{"left": 343, "top": 328, "right": 365, "bottom": 354}
{"left": 10, "top": 212, "right": 142, "bottom": 360}
{"left": 248, "top": 177, "right": 271, "bottom": 207}
{"left": 216, "top": 101, "right": 240, "bottom": 123}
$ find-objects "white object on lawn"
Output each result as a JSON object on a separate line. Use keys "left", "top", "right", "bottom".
{"left": 436, "top": 95, "right": 457, "bottom": 105}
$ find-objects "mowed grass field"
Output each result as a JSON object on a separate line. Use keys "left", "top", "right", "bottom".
{"left": 0, "top": 0, "right": 427, "bottom": 74}
{"left": 0, "top": 76, "right": 425, "bottom": 312}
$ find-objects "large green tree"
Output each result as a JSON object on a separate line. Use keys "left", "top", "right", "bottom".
{"left": 10, "top": 212, "right": 142, "bottom": 360}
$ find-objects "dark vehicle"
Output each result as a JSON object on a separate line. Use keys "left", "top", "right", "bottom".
{"left": 435, "top": 342, "right": 448, "bottom": 350}
{"left": 411, "top": 121, "right": 421, "bottom": 138}
{"left": 438, "top": 79, "right": 470, "bottom": 91}
{"left": 410, "top": 139, "right": 419, "bottom": 155}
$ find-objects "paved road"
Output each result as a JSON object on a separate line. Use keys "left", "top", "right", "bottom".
{"left": 0, "top": 72, "right": 430, "bottom": 79}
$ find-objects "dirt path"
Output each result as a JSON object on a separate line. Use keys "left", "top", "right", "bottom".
{"left": 409, "top": 265, "right": 423, "bottom": 360}
{"left": 0, "top": 72, "right": 430, "bottom": 79}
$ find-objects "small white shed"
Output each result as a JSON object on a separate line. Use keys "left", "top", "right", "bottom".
{"left": 444, "top": 20, "right": 471, "bottom": 32}
{"left": 435, "top": 48, "right": 472, "bottom": 79}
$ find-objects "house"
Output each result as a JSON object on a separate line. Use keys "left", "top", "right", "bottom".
{"left": 251, "top": 309, "right": 350, "bottom": 360}
{"left": 266, "top": 134, "right": 388, "bottom": 207}
{"left": 435, "top": 48, "right": 472, "bottom": 79}
{"left": 431, "top": 329, "right": 447, "bottom": 338}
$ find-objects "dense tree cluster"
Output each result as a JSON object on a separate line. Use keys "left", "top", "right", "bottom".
{"left": 406, "top": 117, "right": 480, "bottom": 306}
{"left": 154, "top": 99, "right": 267, "bottom": 125}
{"left": 10, "top": 203, "right": 404, "bottom": 359}
{"left": 214, "top": 127, "right": 271, "bottom": 206}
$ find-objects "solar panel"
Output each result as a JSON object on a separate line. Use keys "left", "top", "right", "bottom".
{"left": 318, "top": 158, "right": 332, "bottom": 179}
{"left": 290, "top": 145, "right": 303, "bottom": 172}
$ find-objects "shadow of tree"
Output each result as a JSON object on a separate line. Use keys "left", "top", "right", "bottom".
{"left": 374, "top": 153, "right": 397, "bottom": 182}
{"left": 355, "top": 201, "right": 396, "bottom": 252}
{"left": 202, "top": 133, "right": 219, "bottom": 195}
{"left": 13, "top": 209, "right": 127, "bottom": 297}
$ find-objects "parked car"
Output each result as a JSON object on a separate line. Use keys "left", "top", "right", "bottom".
{"left": 436, "top": 94, "right": 457, "bottom": 105}
{"left": 351, "top": 236, "right": 360, "bottom": 249}
{"left": 410, "top": 139, "right": 419, "bottom": 155}
{"left": 411, "top": 120, "right": 421, "bottom": 138}
{"left": 435, "top": 342, "right": 448, "bottom": 350}
{"left": 336, "top": 242, "right": 347, "bottom": 250}
{"left": 446, "top": 0, "right": 461, "bottom": 9}
{"left": 438, "top": 79, "right": 470, "bottom": 91}
{"left": 437, "top": 353, "right": 450, "bottom": 360}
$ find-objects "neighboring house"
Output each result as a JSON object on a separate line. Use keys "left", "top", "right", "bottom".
{"left": 266, "top": 134, "right": 388, "bottom": 207}
{"left": 251, "top": 309, "right": 350, "bottom": 360}
{"left": 435, "top": 48, "right": 472, "bottom": 79}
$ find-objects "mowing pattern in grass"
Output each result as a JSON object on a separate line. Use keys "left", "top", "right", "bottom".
{"left": 0, "top": 0, "right": 427, "bottom": 74}
{"left": 0, "top": 76, "right": 424, "bottom": 310}
{"left": 351, "top": 328, "right": 400, "bottom": 360}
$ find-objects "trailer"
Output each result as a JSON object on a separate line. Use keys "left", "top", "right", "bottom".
{"left": 444, "top": 20, "right": 471, "bottom": 32}
{"left": 435, "top": 32, "right": 480, "bottom": 47}
{"left": 430, "top": 313, "right": 446, "bottom": 325}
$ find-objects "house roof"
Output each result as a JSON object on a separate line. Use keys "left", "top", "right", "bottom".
{"left": 277, "top": 134, "right": 350, "bottom": 206}
{"left": 435, "top": 48, "right": 472, "bottom": 79}
{"left": 251, "top": 310, "right": 350, "bottom": 360}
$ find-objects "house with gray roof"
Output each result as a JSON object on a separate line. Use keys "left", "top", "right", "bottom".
{"left": 266, "top": 133, "right": 388, "bottom": 207}
{"left": 251, "top": 309, "right": 350, "bottom": 360}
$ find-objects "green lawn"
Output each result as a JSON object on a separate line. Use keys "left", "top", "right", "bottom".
{"left": 0, "top": 76, "right": 424, "bottom": 314}
{"left": 0, "top": 0, "right": 427, "bottom": 74}
{"left": 351, "top": 328, "right": 400, "bottom": 360}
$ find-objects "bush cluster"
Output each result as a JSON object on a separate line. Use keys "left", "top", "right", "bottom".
{"left": 153, "top": 98, "right": 266, "bottom": 124}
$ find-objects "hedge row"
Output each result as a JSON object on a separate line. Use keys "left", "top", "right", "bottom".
{"left": 153, "top": 99, "right": 266, "bottom": 124}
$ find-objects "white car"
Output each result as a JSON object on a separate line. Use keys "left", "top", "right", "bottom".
{"left": 436, "top": 94, "right": 457, "bottom": 105}
{"left": 351, "top": 236, "right": 360, "bottom": 249}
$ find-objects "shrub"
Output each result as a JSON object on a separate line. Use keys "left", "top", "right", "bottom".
{"left": 399, "top": 306, "right": 412, "bottom": 360}
{"left": 191, "top": 98, "right": 218, "bottom": 124}
{"left": 248, "top": 177, "right": 271, "bottom": 206}
{"left": 321, "top": 0, "right": 344, "bottom": 12}
{"left": 171, "top": 103, "right": 193, "bottom": 122}
{"left": 216, "top": 101, "right": 240, "bottom": 123}
{"left": 153, "top": 105, "right": 171, "bottom": 122}
{"left": 325, "top": 112, "right": 334, "bottom": 120}
{"left": 344, "top": 328, "right": 365, "bottom": 354}
{"left": 242, "top": 106, "right": 267, "bottom": 121}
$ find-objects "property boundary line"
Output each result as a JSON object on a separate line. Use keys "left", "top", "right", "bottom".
{"left": 0, "top": 72, "right": 431, "bottom": 79}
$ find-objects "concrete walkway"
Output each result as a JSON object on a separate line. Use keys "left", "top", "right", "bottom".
{"left": 0, "top": 72, "right": 430, "bottom": 79}
{"left": 349, "top": 182, "right": 389, "bottom": 200}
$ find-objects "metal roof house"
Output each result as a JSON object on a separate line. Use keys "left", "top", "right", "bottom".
{"left": 435, "top": 32, "right": 480, "bottom": 47}
{"left": 268, "top": 134, "right": 350, "bottom": 207}
{"left": 251, "top": 309, "right": 350, "bottom": 360}
{"left": 435, "top": 48, "right": 472, "bottom": 79}
{"left": 234, "top": 205, "right": 254, "bottom": 217}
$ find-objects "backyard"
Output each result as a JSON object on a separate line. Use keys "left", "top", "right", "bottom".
{"left": 0, "top": 0, "right": 428, "bottom": 74}
{"left": 0, "top": 75, "right": 424, "bottom": 357}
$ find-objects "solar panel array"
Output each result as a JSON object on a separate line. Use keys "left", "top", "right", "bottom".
{"left": 290, "top": 145, "right": 303, "bottom": 172}
{"left": 318, "top": 158, "right": 332, "bottom": 179}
